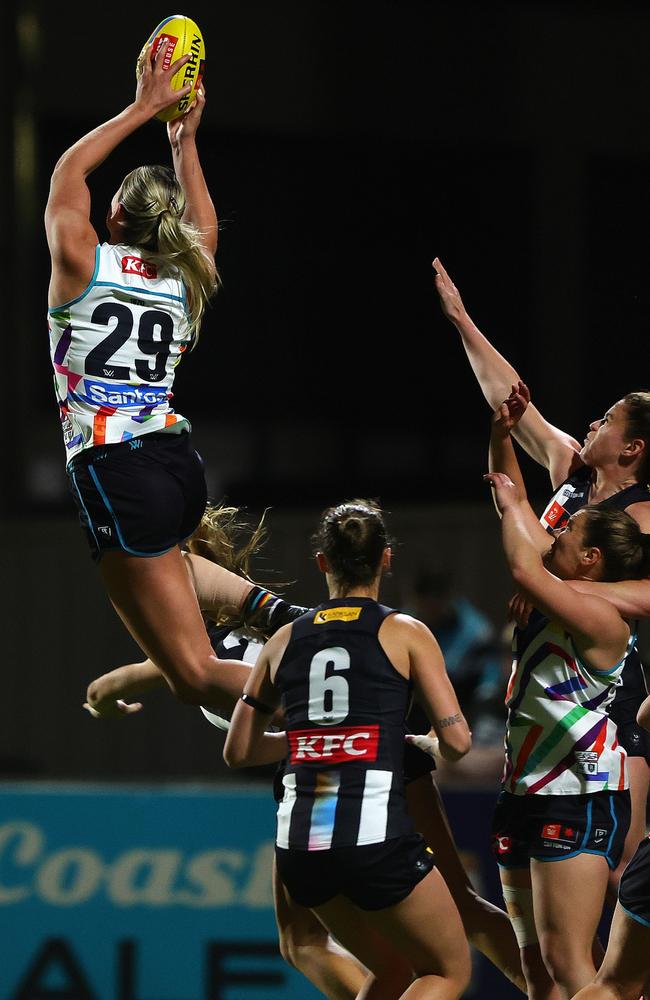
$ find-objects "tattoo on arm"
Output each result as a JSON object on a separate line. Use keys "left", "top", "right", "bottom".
{"left": 437, "top": 713, "right": 462, "bottom": 729}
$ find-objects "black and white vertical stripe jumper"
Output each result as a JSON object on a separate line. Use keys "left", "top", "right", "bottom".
{"left": 274, "top": 598, "right": 416, "bottom": 852}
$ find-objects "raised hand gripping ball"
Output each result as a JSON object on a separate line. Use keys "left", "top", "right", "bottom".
{"left": 136, "top": 14, "right": 205, "bottom": 122}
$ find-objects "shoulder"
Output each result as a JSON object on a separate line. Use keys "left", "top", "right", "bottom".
{"left": 625, "top": 499, "right": 650, "bottom": 533}
{"left": 381, "top": 613, "right": 440, "bottom": 649}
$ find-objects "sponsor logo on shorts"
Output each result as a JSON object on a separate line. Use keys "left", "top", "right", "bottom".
{"left": 313, "top": 606, "right": 363, "bottom": 624}
{"left": 97, "top": 526, "right": 112, "bottom": 537}
{"left": 81, "top": 379, "right": 169, "bottom": 409}
{"left": 288, "top": 725, "right": 379, "bottom": 764}
{"left": 593, "top": 827, "right": 609, "bottom": 845}
{"left": 493, "top": 835, "right": 512, "bottom": 855}
{"left": 542, "top": 823, "right": 579, "bottom": 844}
{"left": 121, "top": 255, "right": 158, "bottom": 279}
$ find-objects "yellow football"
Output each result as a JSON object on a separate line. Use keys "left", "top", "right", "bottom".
{"left": 136, "top": 14, "right": 205, "bottom": 122}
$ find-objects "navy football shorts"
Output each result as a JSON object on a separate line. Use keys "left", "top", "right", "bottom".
{"left": 67, "top": 430, "right": 207, "bottom": 561}
{"left": 491, "top": 789, "right": 631, "bottom": 870}
{"left": 618, "top": 836, "right": 650, "bottom": 928}
{"left": 276, "top": 832, "right": 435, "bottom": 911}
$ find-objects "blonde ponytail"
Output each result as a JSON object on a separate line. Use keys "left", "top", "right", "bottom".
{"left": 118, "top": 165, "right": 219, "bottom": 342}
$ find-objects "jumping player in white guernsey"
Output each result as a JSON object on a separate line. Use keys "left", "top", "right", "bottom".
{"left": 49, "top": 242, "right": 191, "bottom": 459}
{"left": 44, "top": 42, "right": 254, "bottom": 718}
{"left": 433, "top": 259, "right": 650, "bottom": 913}
{"left": 484, "top": 387, "right": 650, "bottom": 1000}
{"left": 225, "top": 500, "right": 473, "bottom": 1000}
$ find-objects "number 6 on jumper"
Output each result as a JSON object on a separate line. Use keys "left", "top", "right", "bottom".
{"left": 308, "top": 647, "right": 350, "bottom": 725}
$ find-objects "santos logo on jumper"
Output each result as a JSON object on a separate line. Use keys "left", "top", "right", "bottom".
{"left": 121, "top": 255, "right": 158, "bottom": 279}
{"left": 289, "top": 725, "right": 379, "bottom": 764}
{"left": 81, "top": 380, "right": 169, "bottom": 408}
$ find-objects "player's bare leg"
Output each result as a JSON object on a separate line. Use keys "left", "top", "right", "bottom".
{"left": 100, "top": 547, "right": 252, "bottom": 708}
{"left": 407, "top": 774, "right": 526, "bottom": 993}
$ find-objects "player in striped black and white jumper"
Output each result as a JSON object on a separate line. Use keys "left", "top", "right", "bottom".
{"left": 485, "top": 387, "right": 650, "bottom": 1000}
{"left": 86, "top": 502, "right": 527, "bottom": 996}
{"left": 44, "top": 43, "right": 255, "bottom": 715}
{"left": 224, "top": 500, "right": 473, "bottom": 1000}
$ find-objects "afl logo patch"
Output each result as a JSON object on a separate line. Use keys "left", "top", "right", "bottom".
{"left": 313, "top": 606, "right": 363, "bottom": 624}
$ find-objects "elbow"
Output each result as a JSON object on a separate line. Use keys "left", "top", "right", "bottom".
{"left": 85, "top": 679, "right": 104, "bottom": 705}
{"left": 440, "top": 729, "right": 472, "bottom": 763}
{"left": 166, "top": 668, "right": 213, "bottom": 706}
{"left": 511, "top": 565, "right": 535, "bottom": 592}
{"left": 222, "top": 743, "right": 247, "bottom": 769}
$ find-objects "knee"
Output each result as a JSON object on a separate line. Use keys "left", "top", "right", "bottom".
{"left": 165, "top": 664, "right": 214, "bottom": 705}
{"left": 277, "top": 922, "right": 327, "bottom": 973}
{"left": 445, "top": 952, "right": 472, "bottom": 999}
{"left": 539, "top": 929, "right": 585, "bottom": 985}
{"left": 520, "top": 944, "right": 556, "bottom": 996}
{"left": 414, "top": 941, "right": 471, "bottom": 998}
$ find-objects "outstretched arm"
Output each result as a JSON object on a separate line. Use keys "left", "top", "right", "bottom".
{"left": 433, "top": 257, "right": 583, "bottom": 488}
{"left": 45, "top": 42, "right": 193, "bottom": 303}
{"left": 84, "top": 659, "right": 165, "bottom": 718}
{"left": 565, "top": 577, "right": 650, "bottom": 620}
{"left": 488, "top": 385, "right": 552, "bottom": 551}
{"left": 224, "top": 627, "right": 291, "bottom": 768}
{"left": 167, "top": 85, "right": 218, "bottom": 258}
{"left": 485, "top": 472, "right": 629, "bottom": 667}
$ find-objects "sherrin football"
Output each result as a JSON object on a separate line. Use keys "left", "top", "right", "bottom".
{"left": 136, "top": 14, "right": 205, "bottom": 122}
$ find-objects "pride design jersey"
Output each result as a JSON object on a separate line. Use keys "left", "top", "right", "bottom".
{"left": 48, "top": 244, "right": 191, "bottom": 462}
{"left": 504, "top": 616, "right": 632, "bottom": 795}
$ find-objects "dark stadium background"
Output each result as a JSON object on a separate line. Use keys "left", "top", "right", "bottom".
{"left": 2, "top": 0, "right": 649, "bottom": 773}
{"left": 0, "top": 5, "right": 648, "bottom": 996}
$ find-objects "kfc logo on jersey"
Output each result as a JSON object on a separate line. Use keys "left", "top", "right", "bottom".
{"left": 289, "top": 725, "right": 379, "bottom": 764}
{"left": 122, "top": 255, "right": 158, "bottom": 279}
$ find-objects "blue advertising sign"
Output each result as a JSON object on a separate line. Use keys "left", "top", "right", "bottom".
{"left": 0, "top": 782, "right": 320, "bottom": 1000}
{"left": 0, "top": 782, "right": 523, "bottom": 999}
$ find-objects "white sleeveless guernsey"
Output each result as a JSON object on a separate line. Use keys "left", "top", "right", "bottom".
{"left": 504, "top": 618, "right": 631, "bottom": 795}
{"left": 48, "top": 244, "right": 192, "bottom": 463}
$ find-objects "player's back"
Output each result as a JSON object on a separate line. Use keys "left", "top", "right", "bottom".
{"left": 274, "top": 597, "right": 415, "bottom": 851}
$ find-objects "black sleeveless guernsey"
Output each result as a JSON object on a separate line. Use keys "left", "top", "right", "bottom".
{"left": 273, "top": 598, "right": 416, "bottom": 851}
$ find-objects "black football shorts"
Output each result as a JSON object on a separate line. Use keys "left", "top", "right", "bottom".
{"left": 67, "top": 430, "right": 207, "bottom": 561}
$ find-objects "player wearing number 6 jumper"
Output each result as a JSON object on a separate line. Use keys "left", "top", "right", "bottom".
{"left": 44, "top": 42, "right": 247, "bottom": 712}
{"left": 224, "top": 500, "right": 472, "bottom": 1000}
